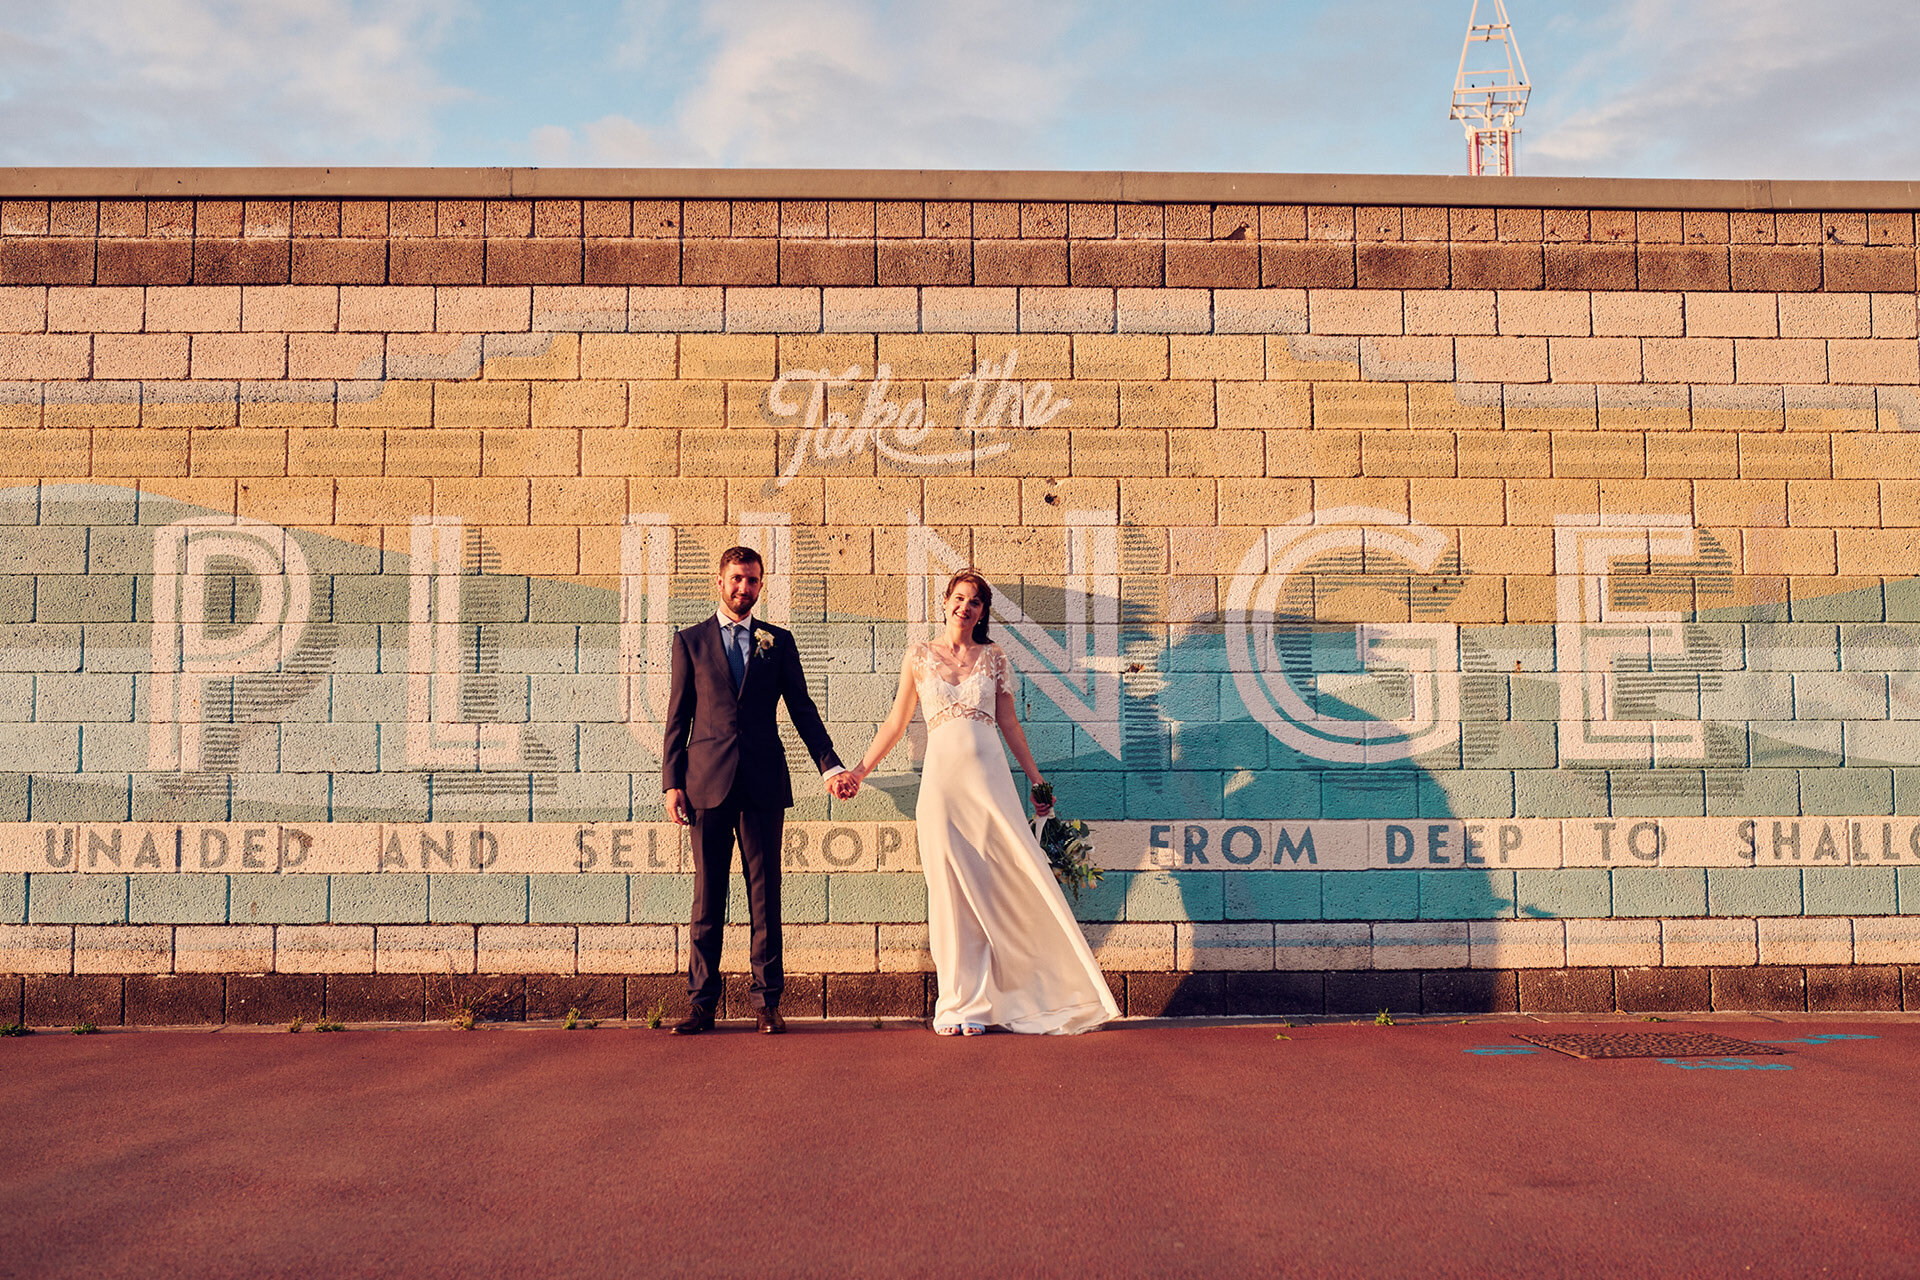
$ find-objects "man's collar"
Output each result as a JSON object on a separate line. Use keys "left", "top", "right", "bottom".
{"left": 715, "top": 608, "right": 753, "bottom": 628}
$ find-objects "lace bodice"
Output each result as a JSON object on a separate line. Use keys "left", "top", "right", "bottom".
{"left": 909, "top": 640, "right": 1006, "bottom": 732}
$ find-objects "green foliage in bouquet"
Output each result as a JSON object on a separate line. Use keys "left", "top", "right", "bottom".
{"left": 1031, "top": 783, "right": 1103, "bottom": 901}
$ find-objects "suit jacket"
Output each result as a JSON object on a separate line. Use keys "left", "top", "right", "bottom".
{"left": 662, "top": 615, "right": 842, "bottom": 811}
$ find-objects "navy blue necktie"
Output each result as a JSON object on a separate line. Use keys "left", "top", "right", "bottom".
{"left": 726, "top": 624, "right": 748, "bottom": 691}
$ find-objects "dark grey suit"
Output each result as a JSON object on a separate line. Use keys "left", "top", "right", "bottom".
{"left": 662, "top": 615, "right": 841, "bottom": 1011}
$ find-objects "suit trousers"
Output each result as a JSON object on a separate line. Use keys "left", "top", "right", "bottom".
{"left": 687, "top": 777, "right": 785, "bottom": 1011}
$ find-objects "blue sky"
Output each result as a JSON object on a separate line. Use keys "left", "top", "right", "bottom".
{"left": 2, "top": 0, "right": 1918, "bottom": 179}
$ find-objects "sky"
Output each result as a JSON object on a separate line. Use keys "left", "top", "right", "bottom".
{"left": 0, "top": 0, "right": 1917, "bottom": 179}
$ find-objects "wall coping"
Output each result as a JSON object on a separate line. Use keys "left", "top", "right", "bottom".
{"left": 3, "top": 167, "right": 1920, "bottom": 210}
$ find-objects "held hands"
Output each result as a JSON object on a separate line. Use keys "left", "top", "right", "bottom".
{"left": 828, "top": 771, "right": 862, "bottom": 800}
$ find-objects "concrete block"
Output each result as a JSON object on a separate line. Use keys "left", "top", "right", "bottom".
{"left": 529, "top": 674, "right": 623, "bottom": 723}
{"left": 0, "top": 872, "right": 21, "bottom": 922}
{"left": 74, "top": 924, "right": 171, "bottom": 974}
{"left": 826, "top": 873, "right": 927, "bottom": 923}
{"left": 877, "top": 923, "right": 935, "bottom": 972}
{"left": 1802, "top": 867, "right": 1897, "bottom": 916}
{"left": 820, "top": 287, "right": 917, "bottom": 333}
{"left": 1800, "top": 769, "right": 1894, "bottom": 816}
{"left": 1467, "top": 919, "right": 1566, "bottom": 969}
{"left": 1321, "top": 870, "right": 1418, "bottom": 921}
{"left": 27, "top": 873, "right": 125, "bottom": 924}
{"left": 1758, "top": 916, "right": 1852, "bottom": 965}
{"left": 528, "top": 874, "right": 627, "bottom": 924}
{"left": 275, "top": 924, "right": 374, "bottom": 974}
{"left": 1612, "top": 966, "right": 1709, "bottom": 1013}
{"left": 1852, "top": 916, "right": 1920, "bottom": 964}
{"left": 1123, "top": 870, "right": 1223, "bottom": 922}
{"left": 1516, "top": 968, "right": 1616, "bottom": 1014}
{"left": 1176, "top": 922, "right": 1275, "bottom": 971}
{"left": 1067, "top": 870, "right": 1128, "bottom": 923}
{"left": 1115, "top": 288, "right": 1210, "bottom": 333}
{"left": 428, "top": 875, "right": 528, "bottom": 924}
{"left": 0, "top": 527, "right": 85, "bottom": 574}
{"left": 121, "top": 973, "right": 223, "bottom": 1025}
{"left": 1705, "top": 867, "right": 1802, "bottom": 917}
{"left": 919, "top": 287, "right": 1015, "bottom": 332}
{"left": 33, "top": 673, "right": 133, "bottom": 722}
{"left": 375, "top": 924, "right": 475, "bottom": 974}
{"left": 175, "top": 924, "right": 272, "bottom": 972}
{"left": 1417, "top": 870, "right": 1516, "bottom": 920}
{"left": 1081, "top": 922, "right": 1175, "bottom": 970}
{"left": 477, "top": 925, "right": 575, "bottom": 974}
{"left": 128, "top": 875, "right": 227, "bottom": 924}
{"left": 1612, "top": 868, "right": 1707, "bottom": 917}
{"left": 1272, "top": 922, "right": 1371, "bottom": 970}
{"left": 1371, "top": 920, "right": 1469, "bottom": 969}
{"left": 575, "top": 924, "right": 677, "bottom": 974}
{"left": 1662, "top": 917, "right": 1757, "bottom": 966}
{"left": 1421, "top": 969, "right": 1517, "bottom": 1014}
{"left": 1223, "top": 871, "right": 1321, "bottom": 921}
{"left": 762, "top": 923, "right": 875, "bottom": 973}
{"left": 1019, "top": 287, "right": 1113, "bottom": 333}
{"left": 229, "top": 874, "right": 328, "bottom": 924}
{"left": 1806, "top": 964, "right": 1901, "bottom": 1012}
{"left": 277, "top": 723, "right": 377, "bottom": 773}
{"left": 1709, "top": 966, "right": 1805, "bottom": 1011}
{"left": 0, "top": 625, "right": 82, "bottom": 675}
{"left": 0, "top": 924, "right": 71, "bottom": 973}
{"left": 1563, "top": 918, "right": 1661, "bottom": 968}
{"left": 630, "top": 874, "right": 694, "bottom": 924}
{"left": 329, "top": 874, "right": 432, "bottom": 925}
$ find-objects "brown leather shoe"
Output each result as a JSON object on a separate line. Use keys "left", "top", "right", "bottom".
{"left": 669, "top": 1007, "right": 715, "bottom": 1035}
{"left": 756, "top": 1008, "right": 786, "bottom": 1035}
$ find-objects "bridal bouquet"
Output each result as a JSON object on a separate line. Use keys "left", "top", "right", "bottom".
{"left": 1030, "top": 783, "right": 1102, "bottom": 901}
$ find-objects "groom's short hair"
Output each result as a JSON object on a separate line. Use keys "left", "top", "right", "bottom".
{"left": 717, "top": 546, "right": 763, "bottom": 573}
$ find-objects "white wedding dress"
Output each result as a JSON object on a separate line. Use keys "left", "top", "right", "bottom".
{"left": 908, "top": 641, "right": 1120, "bottom": 1035}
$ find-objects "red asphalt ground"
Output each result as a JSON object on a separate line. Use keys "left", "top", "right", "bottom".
{"left": 1, "top": 1015, "right": 1915, "bottom": 1279}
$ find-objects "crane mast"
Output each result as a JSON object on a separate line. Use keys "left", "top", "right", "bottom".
{"left": 1450, "top": 0, "right": 1531, "bottom": 176}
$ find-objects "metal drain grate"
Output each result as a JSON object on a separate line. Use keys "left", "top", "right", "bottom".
{"left": 1514, "top": 1032, "right": 1786, "bottom": 1060}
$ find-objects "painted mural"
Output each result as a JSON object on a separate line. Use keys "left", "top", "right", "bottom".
{"left": 0, "top": 336, "right": 1917, "bottom": 869}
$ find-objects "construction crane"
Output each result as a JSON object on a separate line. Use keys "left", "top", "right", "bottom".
{"left": 1450, "top": 0, "right": 1530, "bottom": 176}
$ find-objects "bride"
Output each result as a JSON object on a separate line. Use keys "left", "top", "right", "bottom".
{"left": 847, "top": 570, "right": 1119, "bottom": 1036}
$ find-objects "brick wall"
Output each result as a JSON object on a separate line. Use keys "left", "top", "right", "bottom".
{"left": 3, "top": 170, "right": 1920, "bottom": 1022}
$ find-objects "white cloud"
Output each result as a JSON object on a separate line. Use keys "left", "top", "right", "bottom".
{"left": 1527, "top": 0, "right": 1920, "bottom": 178}
{"left": 528, "top": 115, "right": 682, "bottom": 166}
{"left": 533, "top": 0, "right": 1087, "bottom": 168}
{"left": 0, "top": 0, "right": 461, "bottom": 164}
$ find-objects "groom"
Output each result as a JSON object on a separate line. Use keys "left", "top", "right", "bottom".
{"left": 662, "top": 546, "right": 857, "bottom": 1034}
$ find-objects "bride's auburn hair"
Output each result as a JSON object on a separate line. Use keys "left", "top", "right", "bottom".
{"left": 944, "top": 570, "right": 992, "bottom": 644}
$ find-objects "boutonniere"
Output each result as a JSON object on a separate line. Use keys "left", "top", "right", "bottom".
{"left": 753, "top": 629, "right": 776, "bottom": 659}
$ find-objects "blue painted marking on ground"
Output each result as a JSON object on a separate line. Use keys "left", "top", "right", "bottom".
{"left": 1751, "top": 1034, "right": 1879, "bottom": 1046}
{"left": 1464, "top": 1045, "right": 1539, "bottom": 1055}
{"left": 1661, "top": 1058, "right": 1792, "bottom": 1071}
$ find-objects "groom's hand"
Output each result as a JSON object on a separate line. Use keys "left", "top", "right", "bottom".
{"left": 664, "top": 788, "right": 692, "bottom": 826}
{"left": 829, "top": 773, "right": 859, "bottom": 800}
